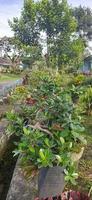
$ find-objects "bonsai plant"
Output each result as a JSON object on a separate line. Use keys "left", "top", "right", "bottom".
{"left": 6, "top": 73, "right": 87, "bottom": 199}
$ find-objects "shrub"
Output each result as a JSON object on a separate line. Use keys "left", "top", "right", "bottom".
{"left": 6, "top": 69, "right": 86, "bottom": 185}
{"left": 73, "top": 74, "right": 85, "bottom": 86}
{"left": 79, "top": 87, "right": 92, "bottom": 115}
{"left": 15, "top": 86, "right": 28, "bottom": 94}
{"left": 82, "top": 76, "right": 92, "bottom": 87}
{"left": 70, "top": 85, "right": 85, "bottom": 103}
{"left": 9, "top": 85, "right": 30, "bottom": 104}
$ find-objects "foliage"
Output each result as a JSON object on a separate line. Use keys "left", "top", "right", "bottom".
{"left": 73, "top": 6, "right": 92, "bottom": 40}
{"left": 6, "top": 110, "right": 24, "bottom": 136}
{"left": 69, "top": 74, "right": 92, "bottom": 90}
{"left": 14, "top": 86, "right": 28, "bottom": 94}
{"left": 81, "top": 76, "right": 92, "bottom": 87}
{"left": 79, "top": 87, "right": 92, "bottom": 115}
{"left": 70, "top": 84, "right": 85, "bottom": 103}
{"left": 9, "top": 0, "right": 42, "bottom": 68}
{"left": 72, "top": 74, "right": 85, "bottom": 86}
{"left": 9, "top": 85, "right": 29, "bottom": 103}
{"left": 0, "top": 36, "right": 21, "bottom": 71}
{"left": 6, "top": 69, "right": 86, "bottom": 185}
{"left": 8, "top": 0, "right": 39, "bottom": 46}
{"left": 29, "top": 68, "right": 74, "bottom": 92}
{"left": 31, "top": 60, "right": 47, "bottom": 71}
{"left": 9, "top": 0, "right": 84, "bottom": 70}
{"left": 66, "top": 116, "right": 92, "bottom": 195}
{"left": 13, "top": 125, "right": 82, "bottom": 185}
{"left": 21, "top": 45, "right": 42, "bottom": 68}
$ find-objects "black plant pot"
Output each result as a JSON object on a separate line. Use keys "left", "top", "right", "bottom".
{"left": 38, "top": 166, "right": 65, "bottom": 199}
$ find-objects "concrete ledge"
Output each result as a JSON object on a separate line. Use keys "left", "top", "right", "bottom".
{"left": 6, "top": 158, "right": 38, "bottom": 200}
{"left": 0, "top": 119, "right": 9, "bottom": 157}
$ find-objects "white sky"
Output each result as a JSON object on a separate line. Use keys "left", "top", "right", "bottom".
{"left": 0, "top": 0, "right": 23, "bottom": 37}
{"left": 0, "top": 0, "right": 92, "bottom": 37}
{"left": 68, "top": 0, "right": 92, "bottom": 7}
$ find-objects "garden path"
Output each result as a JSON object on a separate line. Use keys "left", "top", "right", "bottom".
{"left": 0, "top": 79, "right": 23, "bottom": 98}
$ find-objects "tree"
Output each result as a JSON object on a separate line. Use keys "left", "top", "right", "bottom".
{"left": 73, "top": 6, "right": 92, "bottom": 41}
{"left": 21, "top": 45, "right": 42, "bottom": 68}
{"left": 37, "top": 0, "right": 84, "bottom": 69}
{"left": 9, "top": 0, "right": 39, "bottom": 46}
{"left": 9, "top": 0, "right": 42, "bottom": 68}
{"left": 0, "top": 36, "right": 21, "bottom": 71}
{"left": 9, "top": 0, "right": 84, "bottom": 70}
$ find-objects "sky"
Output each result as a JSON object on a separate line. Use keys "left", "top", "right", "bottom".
{"left": 0, "top": 0, "right": 92, "bottom": 38}
{"left": 68, "top": 0, "right": 92, "bottom": 8}
{"left": 0, "top": 0, "right": 23, "bottom": 37}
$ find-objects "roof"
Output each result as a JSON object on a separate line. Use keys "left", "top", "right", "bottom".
{"left": 0, "top": 57, "right": 12, "bottom": 67}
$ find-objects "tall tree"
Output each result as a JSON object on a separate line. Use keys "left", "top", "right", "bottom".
{"left": 73, "top": 6, "right": 92, "bottom": 40}
{"left": 9, "top": 0, "right": 42, "bottom": 68}
{"left": 21, "top": 44, "right": 42, "bottom": 68}
{"left": 9, "top": 0, "right": 84, "bottom": 70}
{"left": 37, "top": 0, "right": 84, "bottom": 69}
{"left": 9, "top": 0, "right": 39, "bottom": 46}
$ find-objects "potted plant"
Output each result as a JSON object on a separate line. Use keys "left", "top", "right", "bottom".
{"left": 7, "top": 75, "right": 87, "bottom": 199}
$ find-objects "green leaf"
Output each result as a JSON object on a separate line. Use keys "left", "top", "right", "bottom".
{"left": 29, "top": 146, "right": 35, "bottom": 153}
{"left": 55, "top": 155, "right": 62, "bottom": 163}
{"left": 39, "top": 149, "right": 45, "bottom": 160}
{"left": 44, "top": 138, "right": 50, "bottom": 147}
{"left": 23, "top": 127, "right": 30, "bottom": 136}
{"left": 60, "top": 137, "right": 65, "bottom": 144}
{"left": 69, "top": 142, "right": 73, "bottom": 148}
{"left": 13, "top": 150, "right": 20, "bottom": 157}
{"left": 64, "top": 169, "right": 69, "bottom": 175}
{"left": 72, "top": 173, "right": 78, "bottom": 178}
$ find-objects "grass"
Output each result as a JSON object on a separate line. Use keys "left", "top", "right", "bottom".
{"left": 0, "top": 73, "right": 21, "bottom": 83}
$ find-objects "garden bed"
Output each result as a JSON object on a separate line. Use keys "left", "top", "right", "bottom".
{"left": 0, "top": 69, "right": 92, "bottom": 199}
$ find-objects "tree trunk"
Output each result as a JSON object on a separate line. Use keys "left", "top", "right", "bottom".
{"left": 46, "top": 35, "right": 50, "bottom": 68}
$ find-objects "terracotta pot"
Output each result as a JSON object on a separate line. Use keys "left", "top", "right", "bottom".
{"left": 38, "top": 166, "right": 65, "bottom": 199}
